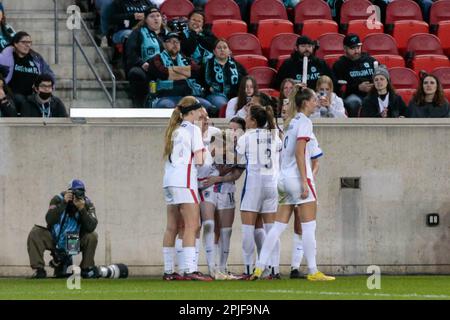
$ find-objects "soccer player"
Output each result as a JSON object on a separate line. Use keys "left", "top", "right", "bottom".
{"left": 251, "top": 88, "right": 335, "bottom": 281}
{"left": 161, "top": 96, "right": 212, "bottom": 281}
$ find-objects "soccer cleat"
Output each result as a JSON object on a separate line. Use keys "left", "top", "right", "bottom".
{"left": 307, "top": 271, "right": 335, "bottom": 281}
{"left": 214, "top": 271, "right": 229, "bottom": 280}
{"left": 183, "top": 271, "right": 214, "bottom": 281}
{"left": 249, "top": 267, "right": 263, "bottom": 281}
{"left": 30, "top": 268, "right": 47, "bottom": 279}
{"left": 290, "top": 269, "right": 303, "bottom": 279}
{"left": 271, "top": 273, "right": 282, "bottom": 280}
{"left": 163, "top": 272, "right": 185, "bottom": 281}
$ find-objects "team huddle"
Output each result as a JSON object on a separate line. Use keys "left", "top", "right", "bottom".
{"left": 161, "top": 88, "right": 335, "bottom": 281}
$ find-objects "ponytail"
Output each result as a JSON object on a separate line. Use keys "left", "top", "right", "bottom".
{"left": 284, "top": 86, "right": 315, "bottom": 128}
{"left": 163, "top": 107, "right": 183, "bottom": 160}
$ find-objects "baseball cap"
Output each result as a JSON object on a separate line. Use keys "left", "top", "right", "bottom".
{"left": 343, "top": 33, "right": 362, "bottom": 48}
{"left": 296, "top": 35, "right": 314, "bottom": 46}
{"left": 68, "top": 179, "right": 85, "bottom": 190}
{"left": 144, "top": 6, "right": 160, "bottom": 16}
{"left": 163, "top": 32, "right": 180, "bottom": 42}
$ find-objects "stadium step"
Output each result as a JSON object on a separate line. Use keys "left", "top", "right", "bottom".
{"left": 34, "top": 44, "right": 112, "bottom": 64}
{"left": 55, "top": 80, "right": 130, "bottom": 101}
{"left": 2, "top": 0, "right": 76, "bottom": 11}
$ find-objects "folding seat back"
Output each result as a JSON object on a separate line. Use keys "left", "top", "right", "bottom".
{"left": 301, "top": 19, "right": 339, "bottom": 40}
{"left": 294, "top": 0, "right": 332, "bottom": 30}
{"left": 250, "top": 0, "right": 288, "bottom": 25}
{"left": 406, "top": 33, "right": 443, "bottom": 56}
{"left": 412, "top": 55, "right": 450, "bottom": 74}
{"left": 160, "top": 0, "right": 194, "bottom": 21}
{"left": 430, "top": 0, "right": 450, "bottom": 28}
{"left": 392, "top": 20, "right": 429, "bottom": 54}
{"left": 363, "top": 33, "right": 399, "bottom": 55}
{"left": 389, "top": 67, "right": 419, "bottom": 89}
{"left": 385, "top": 0, "right": 423, "bottom": 25}
{"left": 268, "top": 33, "right": 298, "bottom": 66}
{"left": 315, "top": 33, "right": 344, "bottom": 59}
{"left": 437, "top": 21, "right": 450, "bottom": 55}
{"left": 248, "top": 66, "right": 277, "bottom": 89}
{"left": 432, "top": 67, "right": 450, "bottom": 89}
{"left": 234, "top": 54, "right": 269, "bottom": 70}
{"left": 347, "top": 19, "right": 384, "bottom": 41}
{"left": 228, "top": 33, "right": 262, "bottom": 56}
{"left": 373, "top": 54, "right": 405, "bottom": 68}
{"left": 257, "top": 19, "right": 294, "bottom": 56}
{"left": 340, "top": 0, "right": 374, "bottom": 25}
{"left": 205, "top": 0, "right": 241, "bottom": 24}
{"left": 212, "top": 19, "right": 247, "bottom": 39}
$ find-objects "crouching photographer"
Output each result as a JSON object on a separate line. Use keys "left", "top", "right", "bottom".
{"left": 27, "top": 179, "right": 99, "bottom": 279}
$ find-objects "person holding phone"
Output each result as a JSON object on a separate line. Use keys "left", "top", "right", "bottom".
{"left": 311, "top": 75, "right": 346, "bottom": 118}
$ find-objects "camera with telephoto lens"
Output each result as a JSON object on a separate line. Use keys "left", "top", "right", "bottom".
{"left": 97, "top": 263, "right": 129, "bottom": 279}
{"left": 167, "top": 17, "right": 188, "bottom": 33}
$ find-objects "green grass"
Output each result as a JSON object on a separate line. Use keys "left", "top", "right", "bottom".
{"left": 1, "top": 276, "right": 449, "bottom": 300}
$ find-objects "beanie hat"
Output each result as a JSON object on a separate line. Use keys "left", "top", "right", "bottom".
{"left": 373, "top": 64, "right": 390, "bottom": 82}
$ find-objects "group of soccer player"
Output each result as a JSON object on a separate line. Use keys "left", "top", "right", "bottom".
{"left": 161, "top": 87, "right": 335, "bottom": 282}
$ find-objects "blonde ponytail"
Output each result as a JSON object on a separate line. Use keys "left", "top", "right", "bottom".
{"left": 163, "top": 108, "right": 183, "bottom": 160}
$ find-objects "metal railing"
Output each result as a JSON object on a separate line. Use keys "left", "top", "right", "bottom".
{"left": 71, "top": 12, "right": 116, "bottom": 107}
{"left": 53, "top": 0, "right": 59, "bottom": 64}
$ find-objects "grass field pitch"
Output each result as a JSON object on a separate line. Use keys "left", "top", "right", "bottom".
{"left": 1, "top": 275, "right": 450, "bottom": 300}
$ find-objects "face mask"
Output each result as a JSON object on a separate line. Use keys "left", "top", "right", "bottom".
{"left": 38, "top": 91, "right": 52, "bottom": 100}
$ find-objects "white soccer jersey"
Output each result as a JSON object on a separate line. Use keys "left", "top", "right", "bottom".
{"left": 236, "top": 128, "right": 282, "bottom": 186}
{"left": 197, "top": 126, "right": 221, "bottom": 181}
{"left": 280, "top": 112, "right": 314, "bottom": 180}
{"left": 163, "top": 121, "right": 205, "bottom": 189}
{"left": 309, "top": 132, "right": 323, "bottom": 160}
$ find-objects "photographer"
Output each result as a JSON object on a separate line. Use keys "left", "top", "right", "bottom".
{"left": 27, "top": 179, "right": 98, "bottom": 279}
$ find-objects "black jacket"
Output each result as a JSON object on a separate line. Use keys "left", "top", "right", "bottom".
{"left": 0, "top": 96, "right": 17, "bottom": 116}
{"left": 125, "top": 26, "right": 165, "bottom": 73}
{"left": 180, "top": 28, "right": 217, "bottom": 64}
{"left": 407, "top": 100, "right": 450, "bottom": 118}
{"left": 110, "top": 0, "right": 153, "bottom": 33}
{"left": 332, "top": 53, "right": 377, "bottom": 98}
{"left": 360, "top": 92, "right": 407, "bottom": 117}
{"left": 20, "top": 94, "right": 68, "bottom": 117}
{"left": 274, "top": 51, "right": 335, "bottom": 90}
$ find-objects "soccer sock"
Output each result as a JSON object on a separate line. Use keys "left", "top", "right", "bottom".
{"left": 219, "top": 227, "right": 232, "bottom": 272}
{"left": 255, "top": 222, "right": 287, "bottom": 270}
{"left": 163, "top": 247, "right": 175, "bottom": 274}
{"left": 254, "top": 227, "right": 266, "bottom": 257}
{"left": 215, "top": 243, "right": 220, "bottom": 269}
{"left": 183, "top": 246, "right": 197, "bottom": 274}
{"left": 194, "top": 238, "right": 200, "bottom": 272}
{"left": 302, "top": 221, "right": 318, "bottom": 274}
{"left": 291, "top": 233, "right": 303, "bottom": 270}
{"left": 264, "top": 223, "right": 280, "bottom": 273}
{"left": 242, "top": 224, "right": 255, "bottom": 274}
{"left": 175, "top": 238, "right": 184, "bottom": 273}
{"left": 202, "top": 219, "right": 215, "bottom": 273}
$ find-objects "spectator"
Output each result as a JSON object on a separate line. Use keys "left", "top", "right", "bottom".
{"left": 311, "top": 75, "right": 347, "bottom": 118}
{"left": 277, "top": 78, "right": 295, "bottom": 117}
{"left": 360, "top": 65, "right": 407, "bottom": 118}
{"left": 0, "top": 3, "right": 15, "bottom": 53}
{"left": 236, "top": 91, "right": 276, "bottom": 119}
{"left": 20, "top": 74, "right": 68, "bottom": 118}
{"left": 333, "top": 33, "right": 377, "bottom": 117}
{"left": 415, "top": 0, "right": 433, "bottom": 23}
{"left": 274, "top": 36, "right": 335, "bottom": 92}
{"left": 234, "top": 0, "right": 255, "bottom": 24}
{"left": 407, "top": 74, "right": 450, "bottom": 118}
{"left": 282, "top": 0, "right": 300, "bottom": 8}
{"left": 203, "top": 39, "right": 247, "bottom": 117}
{"left": 125, "top": 6, "right": 167, "bottom": 107}
{"left": 147, "top": 32, "right": 212, "bottom": 110}
{"left": 27, "top": 179, "right": 98, "bottom": 279}
{"left": 0, "top": 73, "right": 16, "bottom": 117}
{"left": 225, "top": 75, "right": 259, "bottom": 119}
{"left": 180, "top": 10, "right": 216, "bottom": 65}
{"left": 0, "top": 31, "right": 55, "bottom": 108}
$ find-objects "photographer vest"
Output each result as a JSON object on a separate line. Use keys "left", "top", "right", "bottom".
{"left": 51, "top": 194, "right": 81, "bottom": 250}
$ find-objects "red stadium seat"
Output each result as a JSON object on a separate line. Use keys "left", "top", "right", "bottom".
{"left": 396, "top": 88, "right": 416, "bottom": 104}
{"left": 257, "top": 19, "right": 293, "bottom": 56}
{"left": 437, "top": 21, "right": 450, "bottom": 56}
{"left": 228, "top": 33, "right": 262, "bottom": 56}
{"left": 234, "top": 54, "right": 268, "bottom": 70}
{"left": 248, "top": 66, "right": 277, "bottom": 89}
{"left": 259, "top": 88, "right": 280, "bottom": 98}
{"left": 218, "top": 104, "right": 227, "bottom": 118}
{"left": 160, "top": 0, "right": 194, "bottom": 21}
{"left": 204, "top": 0, "right": 241, "bottom": 24}
{"left": 432, "top": 67, "right": 450, "bottom": 89}
{"left": 392, "top": 20, "right": 429, "bottom": 55}
{"left": 294, "top": 0, "right": 332, "bottom": 31}
{"left": 412, "top": 55, "right": 450, "bottom": 74}
{"left": 385, "top": 0, "right": 423, "bottom": 25}
{"left": 363, "top": 33, "right": 399, "bottom": 55}
{"left": 430, "top": 0, "right": 450, "bottom": 29}
{"left": 373, "top": 54, "right": 405, "bottom": 68}
{"left": 389, "top": 67, "right": 419, "bottom": 89}
{"left": 268, "top": 33, "right": 298, "bottom": 67}
{"left": 347, "top": 19, "right": 384, "bottom": 40}
{"left": 323, "top": 54, "right": 342, "bottom": 69}
{"left": 340, "top": 0, "right": 375, "bottom": 25}
{"left": 276, "top": 54, "right": 291, "bottom": 70}
{"left": 212, "top": 20, "right": 247, "bottom": 39}
{"left": 250, "top": 0, "right": 288, "bottom": 25}
{"left": 406, "top": 33, "right": 444, "bottom": 57}
{"left": 301, "top": 20, "right": 338, "bottom": 40}
{"left": 315, "top": 33, "right": 344, "bottom": 59}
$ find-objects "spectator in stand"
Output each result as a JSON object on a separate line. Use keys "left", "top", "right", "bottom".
{"left": 277, "top": 78, "right": 295, "bottom": 117}
{"left": 333, "top": 34, "right": 377, "bottom": 117}
{"left": 236, "top": 91, "right": 276, "bottom": 119}
{"left": 415, "top": 0, "right": 433, "bottom": 23}
{"left": 311, "top": 75, "right": 347, "bottom": 118}
{"left": 281, "top": 0, "right": 300, "bottom": 8}
{"left": 225, "top": 75, "right": 259, "bottom": 119}
{"left": 0, "top": 73, "right": 16, "bottom": 117}
{"left": 20, "top": 74, "right": 68, "bottom": 118}
{"left": 180, "top": 10, "right": 217, "bottom": 66}
{"left": 147, "top": 32, "right": 213, "bottom": 110}
{"left": 203, "top": 39, "right": 247, "bottom": 117}
{"left": 125, "top": 6, "right": 167, "bottom": 107}
{"left": 0, "top": 31, "right": 55, "bottom": 113}
{"left": 407, "top": 74, "right": 450, "bottom": 118}
{"left": 274, "top": 36, "right": 335, "bottom": 92}
{"left": 0, "top": 3, "right": 15, "bottom": 53}
{"left": 360, "top": 65, "right": 407, "bottom": 118}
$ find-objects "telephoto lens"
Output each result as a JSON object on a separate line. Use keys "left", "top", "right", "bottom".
{"left": 97, "top": 264, "right": 128, "bottom": 279}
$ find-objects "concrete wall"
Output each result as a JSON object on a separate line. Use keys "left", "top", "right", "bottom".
{"left": 0, "top": 118, "right": 449, "bottom": 276}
